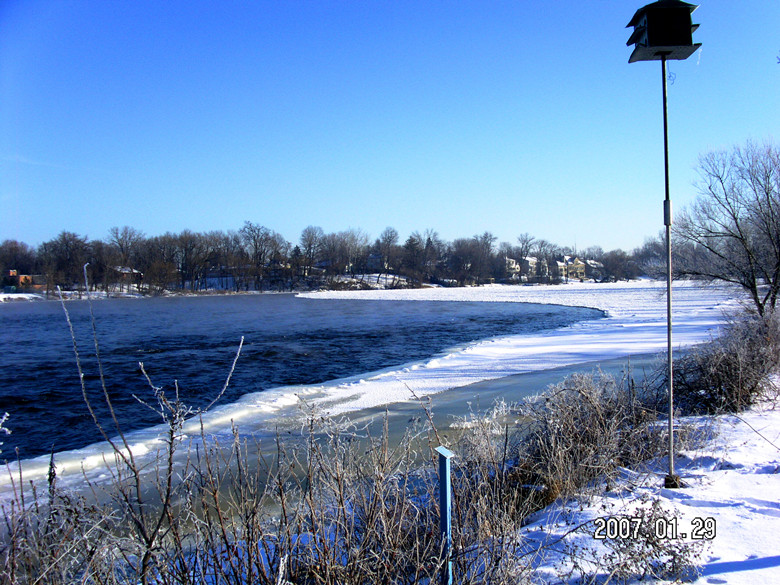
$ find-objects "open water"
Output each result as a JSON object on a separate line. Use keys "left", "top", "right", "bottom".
{"left": 0, "top": 293, "right": 602, "bottom": 460}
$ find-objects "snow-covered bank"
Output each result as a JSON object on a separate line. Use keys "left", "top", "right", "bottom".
{"left": 523, "top": 402, "right": 780, "bottom": 584}
{"left": 0, "top": 293, "right": 45, "bottom": 302}
{"left": 297, "top": 280, "right": 745, "bottom": 415}
{"left": 0, "top": 291, "right": 144, "bottom": 303}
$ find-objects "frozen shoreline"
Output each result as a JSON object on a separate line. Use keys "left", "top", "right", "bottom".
{"left": 295, "top": 279, "right": 745, "bottom": 416}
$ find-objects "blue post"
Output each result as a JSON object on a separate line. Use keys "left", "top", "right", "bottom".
{"left": 436, "top": 446, "right": 455, "bottom": 585}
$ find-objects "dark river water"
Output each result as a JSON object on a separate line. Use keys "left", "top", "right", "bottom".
{"left": 0, "top": 293, "right": 602, "bottom": 459}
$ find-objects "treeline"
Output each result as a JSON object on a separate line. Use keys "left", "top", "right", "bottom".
{"left": 0, "top": 223, "right": 664, "bottom": 295}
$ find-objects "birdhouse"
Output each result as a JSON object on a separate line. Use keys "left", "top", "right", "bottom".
{"left": 626, "top": 0, "right": 701, "bottom": 63}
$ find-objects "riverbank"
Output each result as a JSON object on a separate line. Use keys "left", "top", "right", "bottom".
{"left": 0, "top": 280, "right": 745, "bottom": 490}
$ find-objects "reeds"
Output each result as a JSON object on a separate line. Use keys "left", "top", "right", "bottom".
{"left": 1, "top": 368, "right": 716, "bottom": 584}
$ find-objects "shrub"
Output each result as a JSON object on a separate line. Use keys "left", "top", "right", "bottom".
{"left": 670, "top": 313, "right": 780, "bottom": 414}
{"left": 1, "top": 412, "right": 537, "bottom": 584}
{"left": 516, "top": 371, "right": 663, "bottom": 500}
{"left": 1, "top": 458, "right": 123, "bottom": 584}
{"left": 598, "top": 497, "right": 703, "bottom": 583}
{"left": 0, "top": 412, "right": 9, "bottom": 455}
{"left": 563, "top": 495, "right": 705, "bottom": 584}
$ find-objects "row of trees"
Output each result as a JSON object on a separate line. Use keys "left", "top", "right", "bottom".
{"left": 1, "top": 224, "right": 657, "bottom": 295}
{"left": 5, "top": 139, "right": 776, "bottom": 311}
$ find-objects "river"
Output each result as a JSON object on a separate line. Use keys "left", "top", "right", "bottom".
{"left": 0, "top": 292, "right": 602, "bottom": 460}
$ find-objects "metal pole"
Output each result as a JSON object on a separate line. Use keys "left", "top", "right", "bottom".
{"left": 661, "top": 55, "right": 678, "bottom": 487}
{"left": 435, "top": 446, "right": 454, "bottom": 585}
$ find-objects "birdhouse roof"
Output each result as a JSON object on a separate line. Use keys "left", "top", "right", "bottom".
{"left": 627, "top": 0, "right": 698, "bottom": 28}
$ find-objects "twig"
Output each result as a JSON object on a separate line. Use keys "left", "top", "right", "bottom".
{"left": 404, "top": 382, "right": 443, "bottom": 447}
{"left": 729, "top": 412, "right": 780, "bottom": 452}
{"left": 57, "top": 286, "right": 120, "bottom": 453}
{"left": 82, "top": 264, "right": 135, "bottom": 463}
{"left": 205, "top": 336, "right": 245, "bottom": 411}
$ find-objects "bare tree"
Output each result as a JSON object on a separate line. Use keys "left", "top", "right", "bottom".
{"left": 239, "top": 222, "right": 289, "bottom": 290}
{"left": 516, "top": 233, "right": 536, "bottom": 265}
{"left": 317, "top": 229, "right": 368, "bottom": 280}
{"left": 533, "top": 239, "right": 561, "bottom": 283}
{"left": 341, "top": 228, "right": 370, "bottom": 277}
{"left": 635, "top": 235, "right": 666, "bottom": 278}
{"left": 675, "top": 140, "right": 780, "bottom": 316}
{"left": 38, "top": 231, "right": 90, "bottom": 295}
{"left": 473, "top": 231, "right": 497, "bottom": 284}
{"left": 602, "top": 249, "right": 639, "bottom": 281}
{"left": 108, "top": 226, "right": 145, "bottom": 268}
{"left": 514, "top": 232, "right": 536, "bottom": 280}
{"left": 449, "top": 238, "right": 479, "bottom": 285}
{"left": 0, "top": 239, "right": 36, "bottom": 276}
{"left": 175, "top": 230, "right": 213, "bottom": 290}
{"left": 210, "top": 229, "right": 246, "bottom": 290}
{"left": 581, "top": 245, "right": 604, "bottom": 262}
{"left": 378, "top": 226, "right": 400, "bottom": 276}
{"left": 299, "top": 225, "right": 324, "bottom": 277}
{"left": 138, "top": 233, "right": 179, "bottom": 294}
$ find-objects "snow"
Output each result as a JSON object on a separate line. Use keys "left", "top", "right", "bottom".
{"left": 0, "top": 292, "right": 45, "bottom": 302}
{"left": 0, "top": 291, "right": 142, "bottom": 302}
{"left": 521, "top": 403, "right": 780, "bottom": 585}
{"left": 296, "top": 280, "right": 744, "bottom": 415}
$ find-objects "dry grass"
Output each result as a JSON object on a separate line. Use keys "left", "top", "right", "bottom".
{"left": 1, "top": 365, "right": 712, "bottom": 584}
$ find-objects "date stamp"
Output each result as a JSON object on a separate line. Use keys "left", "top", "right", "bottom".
{"left": 593, "top": 515, "right": 716, "bottom": 540}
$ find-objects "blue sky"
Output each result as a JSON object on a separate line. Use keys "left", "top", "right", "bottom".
{"left": 1, "top": 1, "right": 778, "bottom": 252}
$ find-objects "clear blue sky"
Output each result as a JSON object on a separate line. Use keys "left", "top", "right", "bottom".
{"left": 2, "top": 1, "right": 778, "bottom": 252}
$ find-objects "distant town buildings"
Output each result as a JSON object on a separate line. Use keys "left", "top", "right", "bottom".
{"left": 2, "top": 270, "right": 45, "bottom": 293}
{"left": 504, "top": 255, "right": 604, "bottom": 283}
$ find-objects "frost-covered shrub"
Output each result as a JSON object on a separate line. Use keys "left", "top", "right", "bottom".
{"left": 517, "top": 371, "right": 663, "bottom": 499}
{"left": 671, "top": 313, "right": 780, "bottom": 414}
{"left": 564, "top": 496, "right": 705, "bottom": 584}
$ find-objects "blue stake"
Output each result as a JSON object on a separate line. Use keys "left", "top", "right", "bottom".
{"left": 435, "top": 446, "right": 455, "bottom": 585}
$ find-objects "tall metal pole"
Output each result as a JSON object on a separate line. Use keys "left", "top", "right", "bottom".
{"left": 661, "top": 55, "right": 678, "bottom": 487}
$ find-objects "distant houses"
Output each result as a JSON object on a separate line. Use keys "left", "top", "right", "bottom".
{"left": 2, "top": 270, "right": 46, "bottom": 293}
{"left": 110, "top": 265, "right": 143, "bottom": 292}
{"left": 504, "top": 255, "right": 605, "bottom": 283}
{"left": 556, "top": 256, "right": 586, "bottom": 282}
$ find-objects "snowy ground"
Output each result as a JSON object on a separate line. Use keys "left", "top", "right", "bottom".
{"left": 0, "top": 291, "right": 143, "bottom": 302}
{"left": 521, "top": 403, "right": 780, "bottom": 585}
{"left": 0, "top": 292, "right": 45, "bottom": 302}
